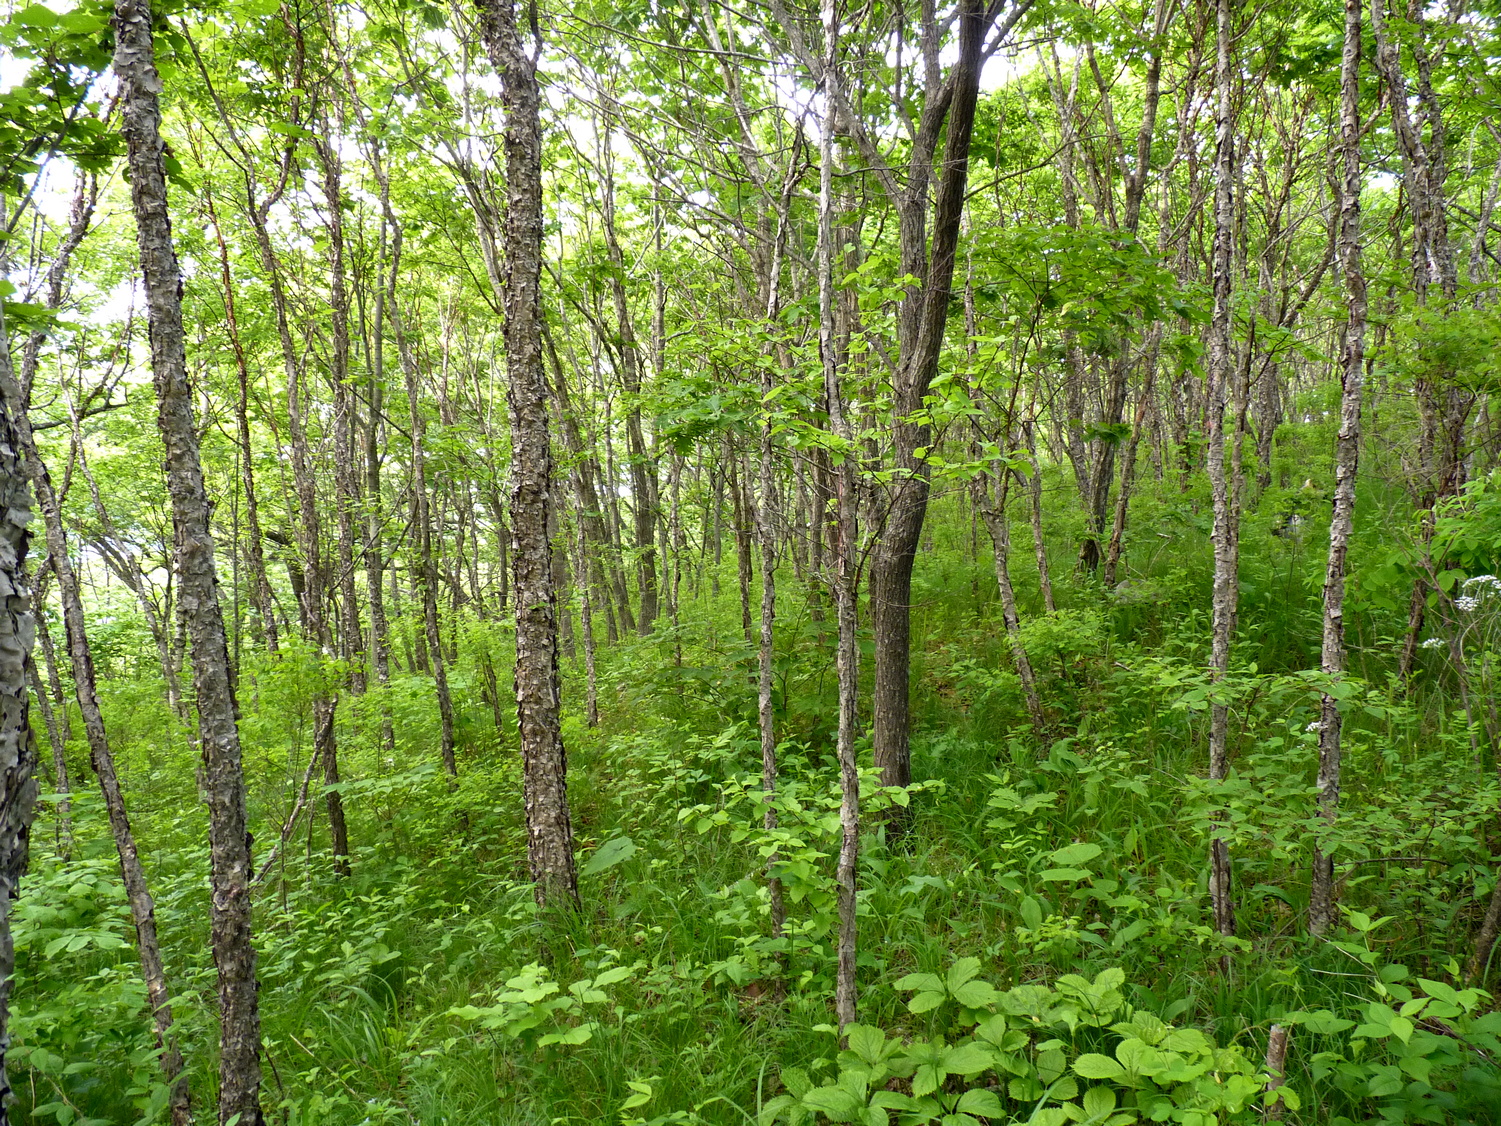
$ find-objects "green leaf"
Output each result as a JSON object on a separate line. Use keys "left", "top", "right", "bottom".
{"left": 1082, "top": 1086, "right": 1116, "bottom": 1118}
{"left": 896, "top": 972, "right": 947, "bottom": 994}
{"left": 946, "top": 957, "right": 983, "bottom": 990}
{"left": 955, "top": 1088, "right": 1004, "bottom": 1117}
{"left": 1049, "top": 843, "right": 1103, "bottom": 867}
{"left": 1019, "top": 897, "right": 1044, "bottom": 931}
{"left": 1072, "top": 1054, "right": 1126, "bottom": 1081}
{"left": 846, "top": 1024, "right": 886, "bottom": 1063}
{"left": 909, "top": 990, "right": 948, "bottom": 1013}
{"left": 581, "top": 835, "right": 636, "bottom": 876}
{"left": 944, "top": 1042, "right": 994, "bottom": 1075}
{"left": 803, "top": 1085, "right": 865, "bottom": 1119}
{"left": 539, "top": 1022, "right": 595, "bottom": 1046}
{"left": 952, "top": 980, "right": 1000, "bottom": 1009}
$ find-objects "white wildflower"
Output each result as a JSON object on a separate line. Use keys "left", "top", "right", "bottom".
{"left": 1421, "top": 637, "right": 1446, "bottom": 650}
{"left": 1457, "top": 575, "right": 1501, "bottom": 606}
{"left": 1306, "top": 720, "right": 1324, "bottom": 732}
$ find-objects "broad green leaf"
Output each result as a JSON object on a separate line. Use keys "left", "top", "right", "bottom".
{"left": 946, "top": 957, "right": 983, "bottom": 990}
{"left": 909, "top": 990, "right": 948, "bottom": 1013}
{"left": 1049, "top": 843, "right": 1103, "bottom": 867}
{"left": 955, "top": 1088, "right": 1004, "bottom": 1117}
{"left": 581, "top": 835, "right": 636, "bottom": 876}
{"left": 539, "top": 1022, "right": 595, "bottom": 1046}
{"left": 1073, "top": 1054, "right": 1126, "bottom": 1081}
{"left": 951, "top": 980, "right": 1000, "bottom": 1009}
{"left": 1082, "top": 1086, "right": 1116, "bottom": 1118}
{"left": 846, "top": 1024, "right": 886, "bottom": 1063}
{"left": 943, "top": 1042, "right": 994, "bottom": 1075}
{"left": 896, "top": 972, "right": 946, "bottom": 994}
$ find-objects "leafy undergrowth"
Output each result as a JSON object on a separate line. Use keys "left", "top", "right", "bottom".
{"left": 14, "top": 691, "right": 1501, "bottom": 1125}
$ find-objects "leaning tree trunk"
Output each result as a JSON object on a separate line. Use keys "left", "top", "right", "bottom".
{"left": 477, "top": 0, "right": 579, "bottom": 908}
{"left": 977, "top": 471, "right": 1047, "bottom": 740}
{"left": 869, "top": 0, "right": 992, "bottom": 803}
{"left": 0, "top": 339, "right": 36, "bottom": 1124}
{"left": 1309, "top": 0, "right": 1367, "bottom": 937}
{"left": 0, "top": 281, "right": 190, "bottom": 1126}
{"left": 114, "top": 0, "right": 264, "bottom": 1119}
{"left": 31, "top": 568, "right": 71, "bottom": 856}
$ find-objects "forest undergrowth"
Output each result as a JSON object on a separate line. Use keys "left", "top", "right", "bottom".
{"left": 14, "top": 458, "right": 1501, "bottom": 1126}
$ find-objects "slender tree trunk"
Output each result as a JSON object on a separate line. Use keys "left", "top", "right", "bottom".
{"left": 1103, "top": 330, "right": 1162, "bottom": 588}
{"left": 114, "top": 1, "right": 263, "bottom": 1117}
{"left": 978, "top": 472, "right": 1046, "bottom": 740}
{"left": 30, "top": 571, "right": 71, "bottom": 856}
{"left": 366, "top": 215, "right": 395, "bottom": 759}
{"left": 316, "top": 125, "right": 366, "bottom": 694}
{"left": 1205, "top": 0, "right": 1238, "bottom": 948}
{"left": 383, "top": 235, "right": 459, "bottom": 781}
{"left": 0, "top": 265, "right": 191, "bottom": 1126}
{"left": 597, "top": 135, "right": 660, "bottom": 634}
{"left": 730, "top": 450, "right": 756, "bottom": 650}
{"left": 204, "top": 190, "right": 278, "bottom": 655}
{"left": 756, "top": 219, "right": 792, "bottom": 952}
{"left": 282, "top": 210, "right": 350, "bottom": 875}
{"left": 23, "top": 656, "right": 64, "bottom": 856}
{"left": 0, "top": 375, "right": 35, "bottom": 1125}
{"left": 577, "top": 524, "right": 600, "bottom": 728}
{"left": 477, "top": 0, "right": 579, "bottom": 908}
{"left": 819, "top": 2, "right": 861, "bottom": 1030}
{"left": 1022, "top": 419, "right": 1057, "bottom": 613}
{"left": 1310, "top": 0, "right": 1366, "bottom": 936}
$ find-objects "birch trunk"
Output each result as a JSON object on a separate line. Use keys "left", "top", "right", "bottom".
{"left": 819, "top": 0, "right": 861, "bottom": 1029}
{"left": 0, "top": 377, "right": 34, "bottom": 1124}
{"left": 114, "top": 0, "right": 263, "bottom": 1116}
{"left": 1309, "top": 0, "right": 1367, "bottom": 936}
{"left": 477, "top": 0, "right": 579, "bottom": 907}
{"left": 32, "top": 567, "right": 71, "bottom": 858}
{"left": 977, "top": 472, "right": 1046, "bottom": 740}
{"left": 1205, "top": 0, "right": 1238, "bottom": 946}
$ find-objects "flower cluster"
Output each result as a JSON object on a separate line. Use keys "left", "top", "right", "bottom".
{"left": 1455, "top": 575, "right": 1501, "bottom": 612}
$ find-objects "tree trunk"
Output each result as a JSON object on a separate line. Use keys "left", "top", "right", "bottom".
{"left": 315, "top": 124, "right": 367, "bottom": 694}
{"left": 0, "top": 376, "right": 34, "bottom": 1124}
{"left": 819, "top": 4, "right": 861, "bottom": 1030}
{"left": 1103, "top": 330, "right": 1162, "bottom": 588}
{"left": 1310, "top": 0, "right": 1367, "bottom": 936}
{"left": 0, "top": 263, "right": 192, "bottom": 1126}
{"left": 477, "top": 0, "right": 579, "bottom": 908}
{"left": 31, "top": 570, "right": 71, "bottom": 856}
{"left": 114, "top": 1, "right": 264, "bottom": 1117}
{"left": 366, "top": 213, "right": 395, "bottom": 760}
{"left": 598, "top": 132, "right": 660, "bottom": 634}
{"left": 577, "top": 524, "right": 600, "bottom": 728}
{"left": 1205, "top": 0, "right": 1239, "bottom": 948}
{"left": 869, "top": 0, "right": 992, "bottom": 800}
{"left": 978, "top": 473, "right": 1047, "bottom": 741}
{"left": 282, "top": 196, "right": 350, "bottom": 875}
